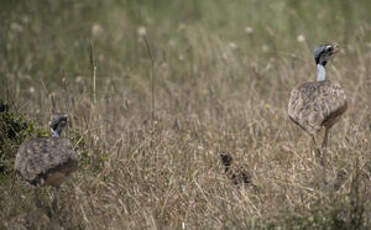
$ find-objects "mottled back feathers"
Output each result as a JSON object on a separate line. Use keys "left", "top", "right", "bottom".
{"left": 288, "top": 80, "right": 347, "bottom": 135}
{"left": 15, "top": 137, "right": 78, "bottom": 187}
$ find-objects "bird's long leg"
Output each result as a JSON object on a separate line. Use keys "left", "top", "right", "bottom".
{"left": 319, "top": 127, "right": 330, "bottom": 168}
{"left": 311, "top": 133, "right": 328, "bottom": 185}
{"left": 34, "top": 188, "right": 42, "bottom": 209}
{"left": 312, "top": 135, "right": 322, "bottom": 161}
{"left": 52, "top": 187, "right": 60, "bottom": 214}
{"left": 321, "top": 128, "right": 329, "bottom": 148}
{"left": 314, "top": 128, "right": 330, "bottom": 184}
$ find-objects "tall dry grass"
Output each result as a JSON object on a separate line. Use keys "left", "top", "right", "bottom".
{"left": 0, "top": 1, "right": 370, "bottom": 229}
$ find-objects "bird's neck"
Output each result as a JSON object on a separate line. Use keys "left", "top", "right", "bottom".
{"left": 317, "top": 64, "right": 326, "bottom": 81}
{"left": 51, "top": 128, "right": 60, "bottom": 137}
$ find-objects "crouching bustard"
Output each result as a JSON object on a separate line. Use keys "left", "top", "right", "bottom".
{"left": 15, "top": 114, "right": 78, "bottom": 208}
{"left": 288, "top": 43, "right": 347, "bottom": 165}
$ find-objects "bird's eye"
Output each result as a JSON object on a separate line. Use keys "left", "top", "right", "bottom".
{"left": 327, "top": 46, "right": 333, "bottom": 52}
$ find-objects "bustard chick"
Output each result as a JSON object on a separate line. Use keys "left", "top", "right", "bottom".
{"left": 288, "top": 43, "right": 347, "bottom": 162}
{"left": 220, "top": 153, "right": 251, "bottom": 185}
{"left": 15, "top": 114, "right": 78, "bottom": 208}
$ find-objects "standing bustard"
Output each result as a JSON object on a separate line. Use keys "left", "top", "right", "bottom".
{"left": 15, "top": 114, "right": 78, "bottom": 208}
{"left": 288, "top": 43, "right": 347, "bottom": 163}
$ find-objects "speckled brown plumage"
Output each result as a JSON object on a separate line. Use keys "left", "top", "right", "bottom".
{"left": 288, "top": 80, "right": 347, "bottom": 135}
{"left": 220, "top": 154, "right": 251, "bottom": 185}
{"left": 15, "top": 137, "right": 78, "bottom": 187}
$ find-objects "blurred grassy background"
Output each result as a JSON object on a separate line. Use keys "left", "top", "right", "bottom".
{"left": 1, "top": 0, "right": 370, "bottom": 229}
{"left": 1, "top": 0, "right": 370, "bottom": 87}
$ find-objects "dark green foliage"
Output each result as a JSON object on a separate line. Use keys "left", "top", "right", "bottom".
{"left": 0, "top": 106, "right": 30, "bottom": 177}
{"left": 0, "top": 103, "right": 48, "bottom": 177}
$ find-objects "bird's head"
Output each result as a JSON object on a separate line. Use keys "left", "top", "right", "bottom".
{"left": 314, "top": 43, "right": 339, "bottom": 67}
{"left": 49, "top": 113, "right": 68, "bottom": 137}
{"left": 220, "top": 153, "right": 233, "bottom": 167}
